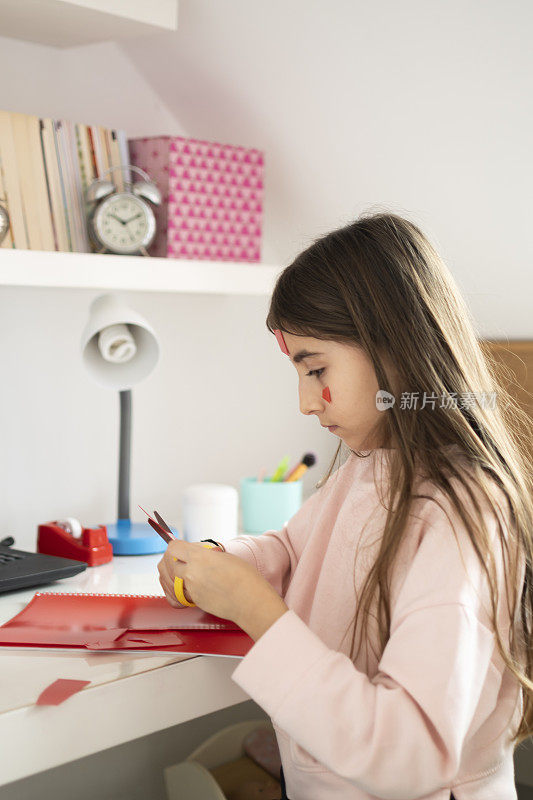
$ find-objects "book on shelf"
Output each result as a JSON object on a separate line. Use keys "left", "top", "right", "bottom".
{"left": 0, "top": 109, "right": 130, "bottom": 253}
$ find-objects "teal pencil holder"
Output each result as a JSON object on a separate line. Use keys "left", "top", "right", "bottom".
{"left": 240, "top": 476, "right": 303, "bottom": 534}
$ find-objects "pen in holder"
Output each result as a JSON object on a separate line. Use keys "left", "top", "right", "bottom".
{"left": 240, "top": 476, "right": 303, "bottom": 533}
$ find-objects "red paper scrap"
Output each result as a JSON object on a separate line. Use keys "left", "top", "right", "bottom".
{"left": 120, "top": 631, "right": 184, "bottom": 647}
{"left": 36, "top": 678, "right": 91, "bottom": 706}
{"left": 85, "top": 630, "right": 184, "bottom": 650}
{"left": 84, "top": 629, "right": 128, "bottom": 649}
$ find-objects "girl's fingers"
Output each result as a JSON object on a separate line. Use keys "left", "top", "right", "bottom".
{"left": 160, "top": 566, "right": 194, "bottom": 607}
{"left": 159, "top": 573, "right": 185, "bottom": 607}
{"left": 157, "top": 549, "right": 195, "bottom": 607}
{"left": 157, "top": 560, "right": 173, "bottom": 588}
{"left": 159, "top": 556, "right": 184, "bottom": 584}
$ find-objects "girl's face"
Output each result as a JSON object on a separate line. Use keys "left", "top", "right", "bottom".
{"left": 282, "top": 332, "right": 387, "bottom": 452}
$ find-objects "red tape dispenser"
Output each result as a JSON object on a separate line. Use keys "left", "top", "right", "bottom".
{"left": 37, "top": 518, "right": 113, "bottom": 566}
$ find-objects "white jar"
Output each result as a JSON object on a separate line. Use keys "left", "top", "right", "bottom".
{"left": 182, "top": 484, "right": 238, "bottom": 544}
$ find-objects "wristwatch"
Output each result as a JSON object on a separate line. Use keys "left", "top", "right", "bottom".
{"left": 201, "top": 538, "right": 226, "bottom": 551}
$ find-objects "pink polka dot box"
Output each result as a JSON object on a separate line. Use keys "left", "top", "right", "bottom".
{"left": 127, "top": 136, "right": 264, "bottom": 262}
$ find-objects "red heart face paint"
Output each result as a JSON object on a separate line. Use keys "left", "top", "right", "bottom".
{"left": 273, "top": 329, "right": 289, "bottom": 355}
{"left": 322, "top": 386, "right": 331, "bottom": 403}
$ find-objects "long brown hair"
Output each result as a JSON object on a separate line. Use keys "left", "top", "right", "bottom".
{"left": 266, "top": 210, "right": 533, "bottom": 746}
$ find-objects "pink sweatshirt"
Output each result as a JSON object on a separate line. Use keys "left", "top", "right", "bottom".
{"left": 225, "top": 446, "right": 525, "bottom": 800}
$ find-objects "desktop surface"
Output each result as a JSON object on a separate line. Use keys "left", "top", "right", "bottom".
{"left": 0, "top": 547, "right": 250, "bottom": 785}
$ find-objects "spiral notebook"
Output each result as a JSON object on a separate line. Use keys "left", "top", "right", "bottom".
{"left": 0, "top": 592, "right": 254, "bottom": 658}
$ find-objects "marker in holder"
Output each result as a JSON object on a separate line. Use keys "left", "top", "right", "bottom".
{"left": 240, "top": 476, "right": 303, "bottom": 534}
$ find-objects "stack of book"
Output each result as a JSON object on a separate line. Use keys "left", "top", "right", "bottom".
{"left": 0, "top": 109, "right": 129, "bottom": 253}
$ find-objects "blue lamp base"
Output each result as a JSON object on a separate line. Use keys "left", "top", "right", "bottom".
{"left": 106, "top": 519, "right": 174, "bottom": 555}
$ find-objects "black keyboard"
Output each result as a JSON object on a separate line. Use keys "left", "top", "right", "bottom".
{"left": 0, "top": 544, "right": 87, "bottom": 593}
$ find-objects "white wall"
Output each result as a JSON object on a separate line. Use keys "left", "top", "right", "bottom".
{"left": 0, "top": 0, "right": 531, "bottom": 551}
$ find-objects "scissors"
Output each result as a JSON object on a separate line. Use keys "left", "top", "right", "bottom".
{"left": 139, "top": 504, "right": 225, "bottom": 607}
{"left": 138, "top": 505, "right": 177, "bottom": 545}
{"left": 139, "top": 504, "right": 222, "bottom": 552}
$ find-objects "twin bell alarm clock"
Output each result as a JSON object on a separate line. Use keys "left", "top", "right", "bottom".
{"left": 0, "top": 203, "right": 9, "bottom": 245}
{"left": 85, "top": 164, "right": 161, "bottom": 256}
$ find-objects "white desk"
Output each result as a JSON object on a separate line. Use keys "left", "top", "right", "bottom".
{"left": 0, "top": 552, "right": 250, "bottom": 786}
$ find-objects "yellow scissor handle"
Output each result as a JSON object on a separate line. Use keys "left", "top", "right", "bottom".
{"left": 173, "top": 543, "right": 215, "bottom": 607}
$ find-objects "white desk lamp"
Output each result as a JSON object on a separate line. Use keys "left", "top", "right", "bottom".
{"left": 80, "top": 293, "right": 167, "bottom": 555}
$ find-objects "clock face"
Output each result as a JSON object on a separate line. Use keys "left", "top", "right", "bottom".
{"left": 92, "top": 193, "right": 156, "bottom": 254}
{"left": 0, "top": 204, "right": 9, "bottom": 244}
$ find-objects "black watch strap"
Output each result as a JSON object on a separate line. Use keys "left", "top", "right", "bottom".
{"left": 201, "top": 538, "right": 225, "bottom": 551}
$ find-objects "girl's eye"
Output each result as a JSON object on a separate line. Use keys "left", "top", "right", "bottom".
{"left": 306, "top": 368, "right": 325, "bottom": 378}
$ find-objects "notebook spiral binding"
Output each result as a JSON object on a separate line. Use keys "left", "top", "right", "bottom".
{"left": 33, "top": 592, "right": 233, "bottom": 629}
{"left": 35, "top": 592, "right": 163, "bottom": 599}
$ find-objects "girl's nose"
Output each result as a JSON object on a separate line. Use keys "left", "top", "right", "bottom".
{"left": 299, "top": 385, "right": 323, "bottom": 416}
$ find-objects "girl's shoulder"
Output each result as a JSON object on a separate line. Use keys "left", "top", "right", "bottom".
{"left": 410, "top": 447, "right": 512, "bottom": 546}
{"left": 399, "top": 453, "right": 522, "bottom": 636}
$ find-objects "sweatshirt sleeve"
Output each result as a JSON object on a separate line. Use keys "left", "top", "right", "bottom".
{"left": 222, "top": 488, "right": 321, "bottom": 597}
{"left": 231, "top": 485, "right": 515, "bottom": 798}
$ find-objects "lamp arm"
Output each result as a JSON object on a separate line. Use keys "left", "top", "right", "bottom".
{"left": 118, "top": 390, "right": 132, "bottom": 521}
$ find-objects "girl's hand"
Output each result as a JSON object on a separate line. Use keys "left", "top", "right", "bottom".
{"left": 157, "top": 539, "right": 278, "bottom": 626}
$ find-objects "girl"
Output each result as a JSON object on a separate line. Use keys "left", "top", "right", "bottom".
{"left": 158, "top": 211, "right": 533, "bottom": 800}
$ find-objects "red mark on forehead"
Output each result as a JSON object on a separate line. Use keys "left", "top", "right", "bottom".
{"left": 273, "top": 329, "right": 289, "bottom": 355}
{"left": 322, "top": 386, "right": 331, "bottom": 403}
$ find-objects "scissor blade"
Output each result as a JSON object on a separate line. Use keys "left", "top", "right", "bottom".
{"left": 154, "top": 510, "right": 174, "bottom": 536}
{"left": 146, "top": 516, "right": 174, "bottom": 544}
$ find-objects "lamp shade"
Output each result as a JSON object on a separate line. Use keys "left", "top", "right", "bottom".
{"left": 81, "top": 294, "right": 159, "bottom": 390}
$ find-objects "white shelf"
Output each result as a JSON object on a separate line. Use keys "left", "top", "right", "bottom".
{"left": 0, "top": 0, "right": 178, "bottom": 49}
{"left": 0, "top": 248, "right": 282, "bottom": 295}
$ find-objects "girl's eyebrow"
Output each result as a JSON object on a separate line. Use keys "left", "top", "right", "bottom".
{"left": 292, "top": 350, "right": 324, "bottom": 363}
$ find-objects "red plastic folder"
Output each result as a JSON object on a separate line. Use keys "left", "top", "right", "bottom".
{"left": 0, "top": 593, "right": 254, "bottom": 658}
